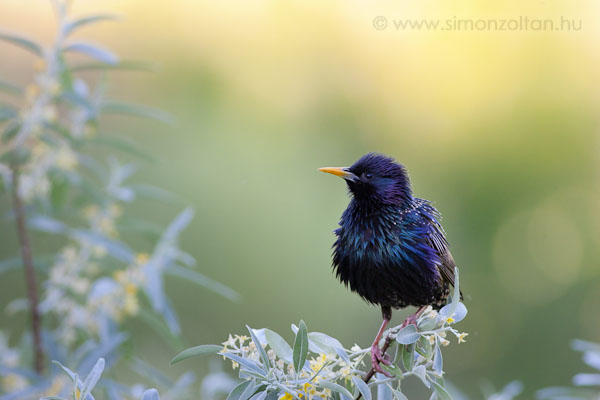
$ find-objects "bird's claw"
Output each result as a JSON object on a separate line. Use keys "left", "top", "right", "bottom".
{"left": 370, "top": 344, "right": 394, "bottom": 377}
{"left": 400, "top": 313, "right": 418, "bottom": 329}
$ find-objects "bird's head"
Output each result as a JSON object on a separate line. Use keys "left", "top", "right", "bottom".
{"left": 319, "top": 153, "right": 412, "bottom": 207}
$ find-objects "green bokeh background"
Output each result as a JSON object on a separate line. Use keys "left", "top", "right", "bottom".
{"left": 1, "top": 1, "right": 599, "bottom": 397}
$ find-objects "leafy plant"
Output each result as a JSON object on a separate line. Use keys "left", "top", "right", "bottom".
{"left": 0, "top": 1, "right": 236, "bottom": 398}
{"left": 171, "top": 271, "right": 468, "bottom": 399}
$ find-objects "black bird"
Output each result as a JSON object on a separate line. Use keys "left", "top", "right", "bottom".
{"left": 319, "top": 153, "right": 458, "bottom": 376}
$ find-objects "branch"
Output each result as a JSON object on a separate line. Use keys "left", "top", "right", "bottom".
{"left": 356, "top": 331, "right": 396, "bottom": 400}
{"left": 11, "top": 167, "right": 44, "bottom": 373}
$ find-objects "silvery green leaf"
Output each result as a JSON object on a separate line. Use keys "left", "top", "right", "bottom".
{"left": 583, "top": 352, "right": 600, "bottom": 370}
{"left": 248, "top": 325, "right": 271, "bottom": 369}
{"left": 64, "top": 14, "right": 119, "bottom": 36}
{"left": 64, "top": 42, "right": 118, "bottom": 65}
{"left": 496, "top": 381, "right": 523, "bottom": 398}
{"left": 451, "top": 303, "right": 467, "bottom": 323}
{"left": 140, "top": 389, "right": 160, "bottom": 400}
{"left": 433, "top": 344, "right": 443, "bottom": 376}
{"left": 61, "top": 91, "right": 95, "bottom": 114}
{"left": 251, "top": 392, "right": 268, "bottom": 400}
{"left": 307, "top": 332, "right": 345, "bottom": 357}
{"left": 227, "top": 380, "right": 255, "bottom": 400}
{"left": 416, "top": 336, "right": 432, "bottom": 359}
{"left": 71, "top": 229, "right": 135, "bottom": 263}
{"left": 166, "top": 264, "right": 240, "bottom": 302}
{"left": 535, "top": 387, "right": 597, "bottom": 399}
{"left": 573, "top": 373, "right": 600, "bottom": 386}
{"left": 293, "top": 320, "right": 309, "bottom": 373}
{"left": 430, "top": 380, "right": 452, "bottom": 400}
{"left": 401, "top": 344, "right": 414, "bottom": 372}
{"left": 396, "top": 325, "right": 420, "bottom": 345}
{"left": 335, "top": 346, "right": 351, "bottom": 366}
{"left": 162, "top": 208, "right": 194, "bottom": 242}
{"left": 221, "top": 353, "right": 266, "bottom": 377}
{"left": 81, "top": 358, "right": 105, "bottom": 400}
{"left": 269, "top": 384, "right": 300, "bottom": 399}
{"left": 264, "top": 329, "right": 293, "bottom": 363}
{"left": 161, "top": 297, "right": 181, "bottom": 335}
{"left": 391, "top": 389, "right": 408, "bottom": 400}
{"left": 100, "top": 101, "right": 173, "bottom": 124}
{"left": 170, "top": 345, "right": 222, "bottom": 365}
{"left": 351, "top": 376, "right": 371, "bottom": 400}
{"left": 412, "top": 365, "right": 430, "bottom": 388}
{"left": 572, "top": 339, "right": 600, "bottom": 353}
{"left": 375, "top": 382, "right": 391, "bottom": 400}
{"left": 0, "top": 31, "right": 43, "bottom": 55}
{"left": 318, "top": 381, "right": 353, "bottom": 399}
{"left": 381, "top": 363, "right": 402, "bottom": 378}
{"left": 52, "top": 360, "right": 79, "bottom": 384}
{"left": 451, "top": 267, "right": 460, "bottom": 303}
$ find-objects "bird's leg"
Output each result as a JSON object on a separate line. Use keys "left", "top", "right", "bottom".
{"left": 371, "top": 306, "right": 394, "bottom": 377}
{"left": 400, "top": 305, "right": 428, "bottom": 329}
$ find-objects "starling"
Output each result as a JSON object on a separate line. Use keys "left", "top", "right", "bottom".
{"left": 319, "top": 153, "right": 458, "bottom": 376}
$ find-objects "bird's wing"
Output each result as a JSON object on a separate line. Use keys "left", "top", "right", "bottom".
{"left": 414, "top": 199, "right": 460, "bottom": 294}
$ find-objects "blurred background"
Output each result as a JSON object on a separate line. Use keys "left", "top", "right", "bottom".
{"left": 1, "top": 0, "right": 599, "bottom": 397}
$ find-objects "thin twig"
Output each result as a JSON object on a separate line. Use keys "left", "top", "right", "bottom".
{"left": 355, "top": 332, "right": 395, "bottom": 400}
{"left": 11, "top": 168, "right": 44, "bottom": 374}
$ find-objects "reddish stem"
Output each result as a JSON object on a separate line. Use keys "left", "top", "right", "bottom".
{"left": 11, "top": 167, "right": 44, "bottom": 374}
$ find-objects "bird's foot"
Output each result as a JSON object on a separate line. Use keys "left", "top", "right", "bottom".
{"left": 370, "top": 344, "right": 393, "bottom": 377}
{"left": 400, "top": 313, "right": 418, "bottom": 329}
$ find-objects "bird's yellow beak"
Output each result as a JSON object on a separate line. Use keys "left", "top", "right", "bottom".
{"left": 319, "top": 167, "right": 357, "bottom": 182}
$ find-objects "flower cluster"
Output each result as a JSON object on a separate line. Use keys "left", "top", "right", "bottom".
{"left": 220, "top": 332, "right": 363, "bottom": 399}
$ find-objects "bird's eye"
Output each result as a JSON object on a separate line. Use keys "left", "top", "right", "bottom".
{"left": 365, "top": 173, "right": 373, "bottom": 179}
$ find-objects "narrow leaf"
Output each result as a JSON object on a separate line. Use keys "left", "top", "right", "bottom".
{"left": 318, "top": 381, "right": 353, "bottom": 399}
{"left": 412, "top": 365, "right": 430, "bottom": 388}
{"left": 401, "top": 344, "right": 414, "bottom": 371}
{"left": 433, "top": 344, "right": 443, "bottom": 376}
{"left": 264, "top": 329, "right": 293, "bottom": 363}
{"left": 430, "top": 380, "right": 452, "bottom": 400}
{"left": 221, "top": 353, "right": 266, "bottom": 377}
{"left": 293, "top": 320, "right": 309, "bottom": 373}
{"left": 52, "top": 360, "right": 79, "bottom": 384}
{"left": 81, "top": 358, "right": 105, "bottom": 399}
{"left": 166, "top": 264, "right": 240, "bottom": 302}
{"left": 0, "top": 31, "right": 43, "bottom": 55}
{"left": 227, "top": 380, "right": 255, "bottom": 400}
{"left": 64, "top": 42, "right": 118, "bottom": 64}
{"left": 351, "top": 376, "right": 371, "bottom": 400}
{"left": 307, "top": 332, "right": 345, "bottom": 357}
{"left": 140, "top": 389, "right": 160, "bottom": 400}
{"left": 64, "top": 14, "right": 119, "bottom": 36}
{"left": 247, "top": 325, "right": 271, "bottom": 369}
{"left": 170, "top": 345, "right": 223, "bottom": 365}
